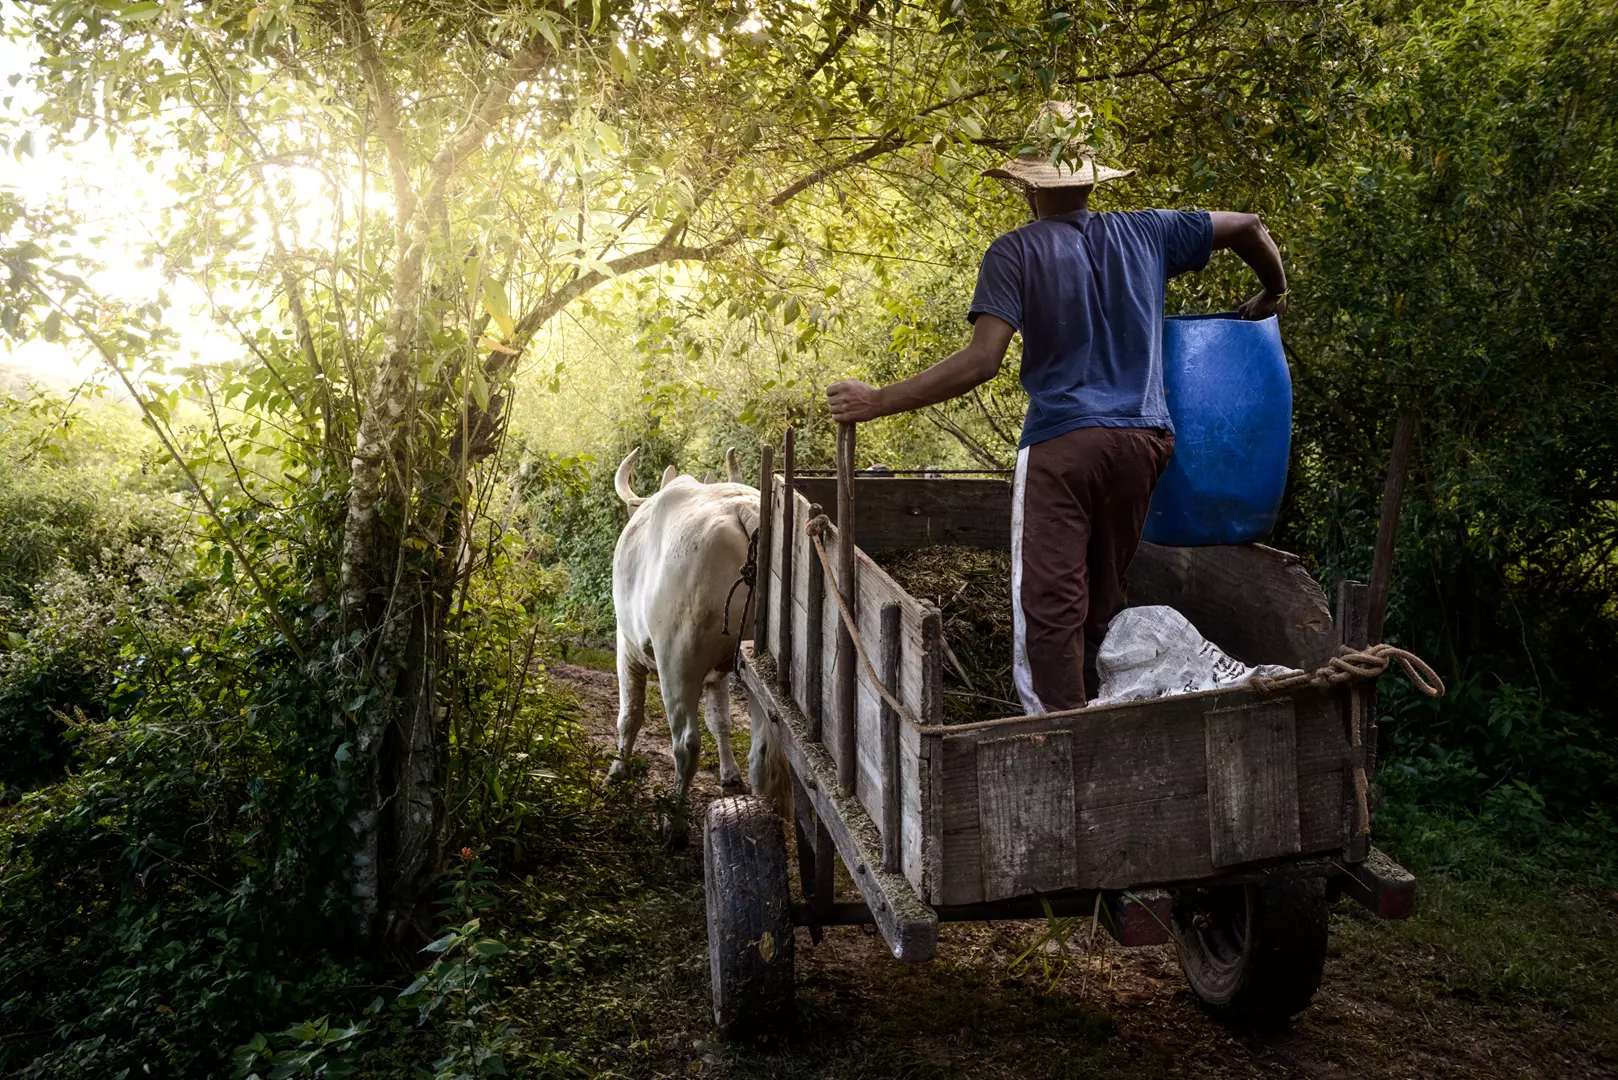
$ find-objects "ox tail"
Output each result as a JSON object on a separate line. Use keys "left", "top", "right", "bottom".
{"left": 748, "top": 711, "right": 792, "bottom": 819}
{"left": 726, "top": 447, "right": 743, "bottom": 484}
{"left": 614, "top": 448, "right": 645, "bottom": 511}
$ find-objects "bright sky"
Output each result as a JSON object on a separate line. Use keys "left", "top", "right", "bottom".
{"left": 0, "top": 25, "right": 282, "bottom": 392}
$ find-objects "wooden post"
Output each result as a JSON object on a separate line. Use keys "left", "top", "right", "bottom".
{"left": 805, "top": 502, "right": 825, "bottom": 741}
{"left": 792, "top": 769, "right": 833, "bottom": 939}
{"left": 835, "top": 421, "right": 858, "bottom": 796}
{"left": 919, "top": 606, "right": 944, "bottom": 725}
{"left": 1366, "top": 413, "right": 1415, "bottom": 645}
{"left": 778, "top": 428, "right": 796, "bottom": 695}
{"left": 880, "top": 602, "right": 903, "bottom": 874}
{"left": 754, "top": 443, "right": 774, "bottom": 650}
{"left": 1337, "top": 579, "right": 1373, "bottom": 860}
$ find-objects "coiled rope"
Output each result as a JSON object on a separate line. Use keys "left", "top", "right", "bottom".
{"left": 1249, "top": 642, "right": 1445, "bottom": 698}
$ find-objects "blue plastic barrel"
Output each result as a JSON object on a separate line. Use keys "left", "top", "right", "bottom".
{"left": 1142, "top": 312, "right": 1291, "bottom": 546}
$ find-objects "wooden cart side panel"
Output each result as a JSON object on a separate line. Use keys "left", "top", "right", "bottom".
{"left": 792, "top": 477, "right": 1013, "bottom": 554}
{"left": 936, "top": 685, "right": 1348, "bottom": 904}
{"left": 788, "top": 481, "right": 816, "bottom": 718}
{"left": 770, "top": 480, "right": 943, "bottom": 898}
{"left": 899, "top": 722, "right": 925, "bottom": 889}
{"left": 764, "top": 474, "right": 787, "bottom": 660}
{"left": 1127, "top": 542, "right": 1336, "bottom": 671}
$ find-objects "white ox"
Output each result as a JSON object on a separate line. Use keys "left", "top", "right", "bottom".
{"left": 609, "top": 448, "right": 788, "bottom": 840}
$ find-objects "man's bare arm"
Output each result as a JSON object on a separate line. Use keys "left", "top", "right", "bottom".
{"left": 826, "top": 314, "right": 1016, "bottom": 422}
{"left": 1209, "top": 211, "right": 1288, "bottom": 320}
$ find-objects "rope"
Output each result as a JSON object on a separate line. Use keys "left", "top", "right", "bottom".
{"left": 1249, "top": 643, "right": 1445, "bottom": 697}
{"left": 804, "top": 514, "right": 921, "bottom": 726}
{"left": 1252, "top": 643, "right": 1445, "bottom": 837}
{"left": 721, "top": 527, "right": 759, "bottom": 673}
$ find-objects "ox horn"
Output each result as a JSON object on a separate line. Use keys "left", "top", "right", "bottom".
{"left": 661, "top": 464, "right": 678, "bottom": 490}
{"left": 726, "top": 447, "right": 743, "bottom": 484}
{"left": 614, "top": 448, "right": 645, "bottom": 510}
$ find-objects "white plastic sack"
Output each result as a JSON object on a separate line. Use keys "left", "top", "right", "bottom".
{"left": 1093, "top": 605, "right": 1298, "bottom": 707}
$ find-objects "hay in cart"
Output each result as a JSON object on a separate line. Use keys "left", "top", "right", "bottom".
{"left": 873, "top": 546, "right": 1018, "bottom": 724}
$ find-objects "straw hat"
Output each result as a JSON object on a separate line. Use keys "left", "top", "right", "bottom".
{"left": 982, "top": 101, "right": 1134, "bottom": 191}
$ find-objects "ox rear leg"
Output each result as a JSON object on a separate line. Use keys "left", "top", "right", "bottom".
{"left": 705, "top": 674, "right": 747, "bottom": 795}
{"left": 608, "top": 635, "right": 649, "bottom": 786}
{"left": 658, "top": 659, "right": 708, "bottom": 847}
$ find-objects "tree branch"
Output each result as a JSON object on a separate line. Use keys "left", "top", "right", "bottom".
{"left": 344, "top": 0, "right": 416, "bottom": 226}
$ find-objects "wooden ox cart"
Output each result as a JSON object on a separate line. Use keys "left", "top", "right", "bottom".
{"left": 704, "top": 425, "right": 1425, "bottom": 1039}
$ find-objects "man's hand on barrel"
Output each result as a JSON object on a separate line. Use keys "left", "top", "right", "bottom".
{"left": 1237, "top": 288, "right": 1288, "bottom": 321}
{"left": 827, "top": 379, "right": 885, "bottom": 423}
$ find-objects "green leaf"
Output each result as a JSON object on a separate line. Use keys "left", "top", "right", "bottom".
{"left": 481, "top": 277, "right": 515, "bottom": 336}
{"left": 39, "top": 309, "right": 59, "bottom": 341}
{"left": 473, "top": 938, "right": 509, "bottom": 957}
{"left": 528, "top": 15, "right": 561, "bottom": 49}
{"left": 470, "top": 366, "right": 490, "bottom": 411}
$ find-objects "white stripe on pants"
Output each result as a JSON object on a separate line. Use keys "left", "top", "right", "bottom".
{"left": 1010, "top": 445, "right": 1047, "bottom": 716}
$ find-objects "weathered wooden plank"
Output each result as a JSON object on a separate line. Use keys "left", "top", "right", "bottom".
{"left": 1127, "top": 542, "right": 1335, "bottom": 670}
{"left": 1072, "top": 695, "right": 1210, "bottom": 807}
{"left": 755, "top": 444, "right": 773, "bottom": 650}
{"left": 939, "top": 736, "right": 983, "bottom": 904}
{"left": 778, "top": 430, "right": 796, "bottom": 694}
{"left": 937, "top": 683, "right": 1347, "bottom": 901}
{"left": 880, "top": 603, "right": 903, "bottom": 874}
{"left": 977, "top": 731, "right": 1079, "bottom": 900}
{"left": 792, "top": 477, "right": 1013, "bottom": 554}
{"left": 1078, "top": 791, "right": 1213, "bottom": 887}
{"left": 789, "top": 521, "right": 812, "bottom": 729}
{"left": 1204, "top": 698, "right": 1302, "bottom": 868}
{"left": 1294, "top": 691, "right": 1348, "bottom": 775}
{"left": 1298, "top": 762, "right": 1344, "bottom": 851}
{"left": 920, "top": 727, "right": 945, "bottom": 904}
{"left": 804, "top": 503, "right": 824, "bottom": 740}
{"left": 835, "top": 423, "right": 858, "bottom": 795}
{"left": 790, "top": 767, "right": 833, "bottom": 932}
{"left": 739, "top": 646, "right": 938, "bottom": 961}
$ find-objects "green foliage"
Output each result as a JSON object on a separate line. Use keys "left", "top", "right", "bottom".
{"left": 0, "top": 614, "right": 358, "bottom": 1078}
{"left": 1274, "top": 0, "right": 1618, "bottom": 816}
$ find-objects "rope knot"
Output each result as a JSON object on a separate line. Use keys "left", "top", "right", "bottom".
{"left": 805, "top": 513, "right": 832, "bottom": 540}
{"left": 1249, "top": 642, "right": 1445, "bottom": 698}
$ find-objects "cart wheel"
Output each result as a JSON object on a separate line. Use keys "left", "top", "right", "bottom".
{"left": 704, "top": 795, "right": 796, "bottom": 1040}
{"left": 1172, "top": 878, "right": 1328, "bottom": 1025}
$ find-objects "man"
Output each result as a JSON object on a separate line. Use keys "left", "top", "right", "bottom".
{"left": 826, "top": 102, "right": 1287, "bottom": 714}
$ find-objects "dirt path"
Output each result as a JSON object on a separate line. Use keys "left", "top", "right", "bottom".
{"left": 547, "top": 661, "right": 1616, "bottom": 1080}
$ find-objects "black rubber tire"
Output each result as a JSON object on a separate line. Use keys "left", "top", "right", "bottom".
{"left": 704, "top": 795, "right": 796, "bottom": 1040}
{"left": 1172, "top": 877, "right": 1328, "bottom": 1025}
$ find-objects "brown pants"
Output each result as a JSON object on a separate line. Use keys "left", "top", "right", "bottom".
{"left": 1012, "top": 426, "right": 1175, "bottom": 713}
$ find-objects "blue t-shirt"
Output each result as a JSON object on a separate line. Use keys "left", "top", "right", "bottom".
{"left": 968, "top": 208, "right": 1214, "bottom": 448}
